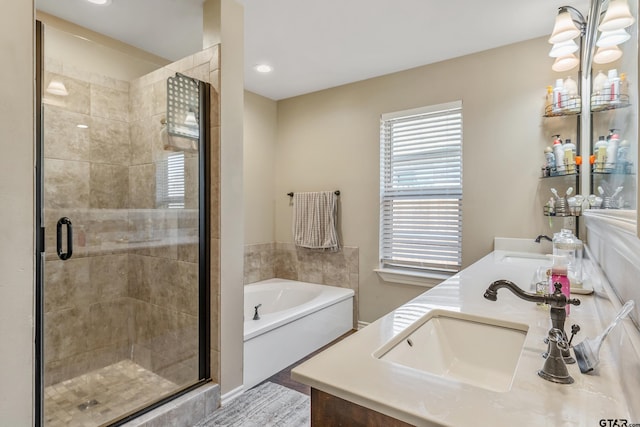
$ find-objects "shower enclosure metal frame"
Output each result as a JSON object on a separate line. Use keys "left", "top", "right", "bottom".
{"left": 34, "top": 20, "right": 211, "bottom": 426}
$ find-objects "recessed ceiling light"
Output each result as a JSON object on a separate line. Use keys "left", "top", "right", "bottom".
{"left": 254, "top": 64, "right": 273, "bottom": 73}
{"left": 86, "top": 0, "right": 112, "bottom": 5}
{"left": 77, "top": 124, "right": 89, "bottom": 129}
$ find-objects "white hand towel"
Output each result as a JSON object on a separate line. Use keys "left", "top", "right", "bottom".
{"left": 293, "top": 191, "right": 339, "bottom": 250}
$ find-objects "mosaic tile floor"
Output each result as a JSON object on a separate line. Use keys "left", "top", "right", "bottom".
{"left": 44, "top": 360, "right": 178, "bottom": 427}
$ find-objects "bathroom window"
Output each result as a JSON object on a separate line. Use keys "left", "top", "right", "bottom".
{"left": 156, "top": 151, "right": 185, "bottom": 209}
{"left": 379, "top": 101, "right": 463, "bottom": 274}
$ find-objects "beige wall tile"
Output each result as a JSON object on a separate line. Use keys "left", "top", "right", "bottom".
{"left": 129, "top": 164, "right": 156, "bottom": 209}
{"left": 90, "top": 116, "right": 130, "bottom": 165}
{"left": 90, "top": 254, "right": 128, "bottom": 300}
{"left": 44, "top": 159, "right": 91, "bottom": 209}
{"left": 44, "top": 72, "right": 90, "bottom": 115}
{"left": 90, "top": 163, "right": 129, "bottom": 209}
{"left": 43, "top": 105, "right": 91, "bottom": 162}
{"left": 91, "top": 84, "right": 129, "bottom": 122}
{"left": 44, "top": 258, "right": 90, "bottom": 312}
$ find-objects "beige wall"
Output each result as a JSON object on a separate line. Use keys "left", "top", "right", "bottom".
{"left": 0, "top": 0, "right": 34, "bottom": 424}
{"left": 243, "top": 91, "right": 277, "bottom": 244}
{"left": 210, "top": 0, "right": 245, "bottom": 395}
{"left": 242, "top": 37, "right": 576, "bottom": 322}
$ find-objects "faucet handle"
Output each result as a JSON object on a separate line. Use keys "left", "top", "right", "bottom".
{"left": 549, "top": 328, "right": 569, "bottom": 351}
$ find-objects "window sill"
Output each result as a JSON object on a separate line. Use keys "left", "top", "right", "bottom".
{"left": 374, "top": 268, "right": 454, "bottom": 288}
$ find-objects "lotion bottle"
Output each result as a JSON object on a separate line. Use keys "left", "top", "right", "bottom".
{"left": 605, "top": 129, "right": 620, "bottom": 170}
{"left": 564, "top": 138, "right": 576, "bottom": 174}
{"left": 552, "top": 135, "right": 565, "bottom": 174}
{"left": 594, "top": 136, "right": 608, "bottom": 172}
{"left": 563, "top": 76, "right": 579, "bottom": 112}
{"left": 592, "top": 70, "right": 608, "bottom": 107}
{"left": 553, "top": 79, "right": 565, "bottom": 113}
{"left": 608, "top": 69, "right": 620, "bottom": 104}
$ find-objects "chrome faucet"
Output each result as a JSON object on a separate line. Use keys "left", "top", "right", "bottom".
{"left": 535, "top": 234, "right": 553, "bottom": 243}
{"left": 253, "top": 304, "right": 262, "bottom": 321}
{"left": 484, "top": 280, "right": 581, "bottom": 384}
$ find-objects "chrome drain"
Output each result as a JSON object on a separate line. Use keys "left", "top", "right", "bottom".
{"left": 77, "top": 399, "right": 99, "bottom": 411}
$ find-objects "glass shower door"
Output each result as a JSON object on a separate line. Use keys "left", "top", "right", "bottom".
{"left": 37, "top": 22, "right": 210, "bottom": 427}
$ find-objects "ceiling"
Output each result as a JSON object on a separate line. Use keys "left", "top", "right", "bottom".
{"left": 37, "top": 0, "right": 590, "bottom": 100}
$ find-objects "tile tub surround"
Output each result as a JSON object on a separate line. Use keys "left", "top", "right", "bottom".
{"left": 292, "top": 246, "right": 640, "bottom": 426}
{"left": 244, "top": 242, "right": 359, "bottom": 325}
{"left": 42, "top": 44, "right": 221, "bottom": 392}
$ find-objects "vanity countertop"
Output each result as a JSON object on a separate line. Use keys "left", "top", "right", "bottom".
{"left": 291, "top": 245, "right": 640, "bottom": 426}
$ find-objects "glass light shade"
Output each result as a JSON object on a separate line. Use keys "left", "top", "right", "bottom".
{"left": 549, "top": 39, "right": 579, "bottom": 57}
{"left": 596, "top": 29, "right": 631, "bottom": 47}
{"left": 598, "top": 0, "right": 635, "bottom": 31}
{"left": 549, "top": 10, "right": 581, "bottom": 43}
{"left": 552, "top": 54, "right": 580, "bottom": 72}
{"left": 46, "top": 80, "right": 68, "bottom": 96}
{"left": 593, "top": 45, "right": 623, "bottom": 63}
{"left": 184, "top": 111, "right": 198, "bottom": 126}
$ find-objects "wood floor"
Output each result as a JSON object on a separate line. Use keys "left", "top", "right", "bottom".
{"left": 254, "top": 329, "right": 357, "bottom": 396}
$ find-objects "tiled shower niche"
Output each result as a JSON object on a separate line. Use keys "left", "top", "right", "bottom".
{"left": 42, "top": 43, "right": 220, "bottom": 425}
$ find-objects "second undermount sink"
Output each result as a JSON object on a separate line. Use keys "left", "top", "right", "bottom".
{"left": 499, "top": 252, "right": 553, "bottom": 265}
{"left": 375, "top": 310, "right": 528, "bottom": 392}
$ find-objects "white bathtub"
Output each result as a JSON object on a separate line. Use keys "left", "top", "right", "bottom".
{"left": 243, "top": 278, "right": 354, "bottom": 390}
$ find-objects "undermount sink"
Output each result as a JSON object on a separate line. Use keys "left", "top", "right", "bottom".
{"left": 375, "top": 310, "right": 528, "bottom": 392}
{"left": 499, "top": 252, "right": 552, "bottom": 264}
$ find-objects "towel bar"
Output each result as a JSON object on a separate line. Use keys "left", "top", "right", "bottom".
{"left": 287, "top": 191, "right": 340, "bottom": 197}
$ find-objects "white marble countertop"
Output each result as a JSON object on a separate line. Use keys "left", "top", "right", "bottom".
{"left": 292, "top": 241, "right": 640, "bottom": 426}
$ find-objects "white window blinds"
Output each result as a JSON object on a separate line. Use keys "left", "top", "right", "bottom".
{"left": 156, "top": 152, "right": 185, "bottom": 209}
{"left": 380, "top": 101, "right": 462, "bottom": 273}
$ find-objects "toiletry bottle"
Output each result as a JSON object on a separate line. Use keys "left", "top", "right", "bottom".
{"left": 563, "top": 76, "right": 579, "bottom": 112}
{"left": 594, "top": 136, "right": 607, "bottom": 173}
{"left": 564, "top": 138, "right": 576, "bottom": 174}
{"left": 552, "top": 229, "right": 578, "bottom": 315}
{"left": 620, "top": 72, "right": 629, "bottom": 101}
{"left": 552, "top": 135, "right": 565, "bottom": 174}
{"left": 605, "top": 129, "right": 620, "bottom": 171}
{"left": 608, "top": 69, "right": 620, "bottom": 104}
{"left": 553, "top": 78, "right": 565, "bottom": 113}
{"left": 593, "top": 70, "right": 608, "bottom": 107}
{"left": 545, "top": 85, "right": 554, "bottom": 115}
{"left": 544, "top": 146, "right": 555, "bottom": 176}
{"left": 617, "top": 139, "right": 630, "bottom": 172}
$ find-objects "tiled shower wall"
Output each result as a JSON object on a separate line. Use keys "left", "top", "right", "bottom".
{"left": 43, "top": 46, "right": 220, "bottom": 386}
{"left": 43, "top": 59, "right": 134, "bottom": 385}
{"left": 244, "top": 242, "right": 359, "bottom": 325}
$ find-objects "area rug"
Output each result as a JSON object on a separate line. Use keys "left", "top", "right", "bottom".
{"left": 196, "top": 382, "right": 310, "bottom": 427}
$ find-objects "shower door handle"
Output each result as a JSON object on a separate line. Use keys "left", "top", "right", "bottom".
{"left": 56, "top": 217, "right": 73, "bottom": 260}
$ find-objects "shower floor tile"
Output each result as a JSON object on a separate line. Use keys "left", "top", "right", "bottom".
{"left": 44, "top": 360, "right": 177, "bottom": 427}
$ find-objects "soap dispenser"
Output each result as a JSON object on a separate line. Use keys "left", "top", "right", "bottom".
{"left": 551, "top": 229, "right": 583, "bottom": 313}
